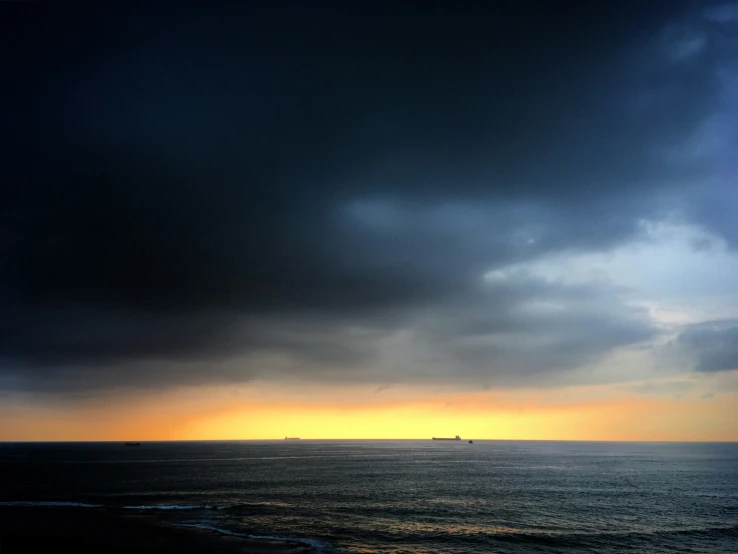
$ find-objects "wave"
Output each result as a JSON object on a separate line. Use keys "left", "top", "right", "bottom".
{"left": 4, "top": 500, "right": 735, "bottom": 551}
{"left": 349, "top": 524, "right": 738, "bottom": 551}
{"left": 122, "top": 504, "right": 225, "bottom": 510}
{"left": 175, "top": 524, "right": 336, "bottom": 552}
{"left": 0, "top": 501, "right": 102, "bottom": 508}
{"left": 0, "top": 501, "right": 226, "bottom": 511}
{"left": 488, "top": 526, "right": 738, "bottom": 550}
{"left": 1, "top": 502, "right": 336, "bottom": 552}
{"left": 122, "top": 502, "right": 292, "bottom": 514}
{"left": 174, "top": 523, "right": 245, "bottom": 536}
{"left": 494, "top": 524, "right": 738, "bottom": 544}
{"left": 0, "top": 500, "right": 270, "bottom": 512}
{"left": 249, "top": 533, "right": 335, "bottom": 551}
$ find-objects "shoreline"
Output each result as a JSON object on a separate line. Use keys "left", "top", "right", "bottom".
{"left": 0, "top": 506, "right": 317, "bottom": 553}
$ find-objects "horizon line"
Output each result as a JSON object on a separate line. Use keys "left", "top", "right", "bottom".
{"left": 2, "top": 438, "right": 737, "bottom": 444}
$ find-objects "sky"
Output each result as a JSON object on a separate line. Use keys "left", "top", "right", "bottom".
{"left": 2, "top": 1, "right": 738, "bottom": 441}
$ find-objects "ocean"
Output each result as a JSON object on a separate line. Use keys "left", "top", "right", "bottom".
{"left": 1, "top": 440, "right": 737, "bottom": 553}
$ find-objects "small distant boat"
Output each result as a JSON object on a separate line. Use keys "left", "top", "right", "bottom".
{"left": 432, "top": 435, "right": 461, "bottom": 441}
{"left": 124, "top": 442, "right": 141, "bottom": 447}
{"left": 469, "top": 440, "right": 473, "bottom": 444}
{"left": 284, "top": 437, "right": 300, "bottom": 440}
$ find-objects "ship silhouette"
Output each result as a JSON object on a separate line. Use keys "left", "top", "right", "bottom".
{"left": 432, "top": 435, "right": 461, "bottom": 441}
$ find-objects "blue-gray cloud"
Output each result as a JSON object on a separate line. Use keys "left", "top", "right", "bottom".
{"left": 678, "top": 320, "right": 738, "bottom": 372}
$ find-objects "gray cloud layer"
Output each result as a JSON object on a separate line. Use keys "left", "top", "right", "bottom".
{"left": 678, "top": 320, "right": 738, "bottom": 372}
{"left": 1, "top": 1, "right": 736, "bottom": 393}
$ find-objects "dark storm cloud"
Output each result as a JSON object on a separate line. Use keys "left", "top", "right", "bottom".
{"left": 682, "top": 6, "right": 738, "bottom": 248}
{"left": 0, "top": 274, "right": 654, "bottom": 393}
{"left": 678, "top": 320, "right": 738, "bottom": 372}
{"left": 0, "top": 1, "right": 733, "bottom": 392}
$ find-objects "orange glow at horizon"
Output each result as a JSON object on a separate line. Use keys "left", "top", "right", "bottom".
{"left": 2, "top": 385, "right": 737, "bottom": 442}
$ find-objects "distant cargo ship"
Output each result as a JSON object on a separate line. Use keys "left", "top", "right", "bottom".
{"left": 432, "top": 435, "right": 461, "bottom": 441}
{"left": 124, "top": 442, "right": 141, "bottom": 446}
{"left": 284, "top": 437, "right": 300, "bottom": 440}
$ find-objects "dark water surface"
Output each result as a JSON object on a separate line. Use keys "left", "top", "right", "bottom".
{"left": 1, "top": 440, "right": 737, "bottom": 553}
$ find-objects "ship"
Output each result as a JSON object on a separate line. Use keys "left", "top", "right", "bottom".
{"left": 432, "top": 435, "right": 461, "bottom": 441}
{"left": 124, "top": 442, "right": 141, "bottom": 446}
{"left": 284, "top": 437, "right": 300, "bottom": 440}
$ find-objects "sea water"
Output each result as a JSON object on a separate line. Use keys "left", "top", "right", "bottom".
{"left": 1, "top": 440, "right": 736, "bottom": 553}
